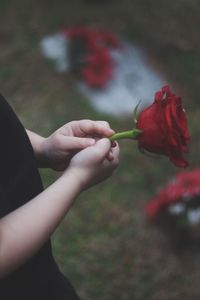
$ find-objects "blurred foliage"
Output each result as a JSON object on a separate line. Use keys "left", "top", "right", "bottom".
{"left": 1, "top": 0, "right": 200, "bottom": 299}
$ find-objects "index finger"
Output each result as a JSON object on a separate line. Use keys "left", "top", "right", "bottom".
{"left": 78, "top": 120, "right": 115, "bottom": 137}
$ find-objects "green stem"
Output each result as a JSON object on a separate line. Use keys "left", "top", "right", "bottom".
{"left": 109, "top": 129, "right": 141, "bottom": 141}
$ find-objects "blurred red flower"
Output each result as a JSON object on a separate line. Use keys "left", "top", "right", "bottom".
{"left": 136, "top": 85, "right": 190, "bottom": 168}
{"left": 146, "top": 169, "right": 200, "bottom": 219}
{"left": 82, "top": 48, "right": 113, "bottom": 88}
{"left": 63, "top": 26, "right": 120, "bottom": 88}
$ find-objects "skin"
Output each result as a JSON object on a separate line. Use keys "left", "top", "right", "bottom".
{"left": 0, "top": 120, "right": 120, "bottom": 278}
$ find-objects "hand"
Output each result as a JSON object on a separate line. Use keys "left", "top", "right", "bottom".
{"left": 40, "top": 120, "right": 115, "bottom": 171}
{"left": 68, "top": 138, "right": 120, "bottom": 190}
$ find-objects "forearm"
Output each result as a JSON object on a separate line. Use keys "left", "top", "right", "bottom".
{"left": 0, "top": 169, "right": 82, "bottom": 279}
{"left": 26, "top": 129, "right": 46, "bottom": 167}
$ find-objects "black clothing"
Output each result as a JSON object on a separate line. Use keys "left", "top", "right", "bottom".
{"left": 0, "top": 95, "right": 80, "bottom": 300}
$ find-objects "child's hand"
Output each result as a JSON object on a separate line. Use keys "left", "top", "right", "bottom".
{"left": 40, "top": 120, "right": 115, "bottom": 171}
{"left": 67, "top": 138, "right": 120, "bottom": 190}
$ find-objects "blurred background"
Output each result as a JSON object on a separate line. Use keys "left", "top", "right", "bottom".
{"left": 1, "top": 0, "right": 200, "bottom": 299}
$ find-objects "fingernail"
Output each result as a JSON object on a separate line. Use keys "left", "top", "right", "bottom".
{"left": 111, "top": 141, "right": 117, "bottom": 147}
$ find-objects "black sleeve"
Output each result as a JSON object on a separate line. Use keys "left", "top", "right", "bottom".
{"left": 0, "top": 94, "right": 44, "bottom": 216}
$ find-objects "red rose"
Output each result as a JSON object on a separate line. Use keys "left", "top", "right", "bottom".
{"left": 136, "top": 85, "right": 190, "bottom": 168}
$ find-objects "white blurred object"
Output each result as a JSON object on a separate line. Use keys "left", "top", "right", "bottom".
{"left": 168, "top": 203, "right": 186, "bottom": 215}
{"left": 78, "top": 43, "right": 165, "bottom": 116}
{"left": 188, "top": 208, "right": 200, "bottom": 225}
{"left": 40, "top": 35, "right": 165, "bottom": 117}
{"left": 40, "top": 33, "right": 70, "bottom": 72}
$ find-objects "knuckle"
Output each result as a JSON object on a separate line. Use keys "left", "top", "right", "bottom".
{"left": 68, "top": 120, "right": 76, "bottom": 127}
{"left": 81, "top": 119, "right": 94, "bottom": 130}
{"left": 80, "top": 119, "right": 90, "bottom": 125}
{"left": 52, "top": 133, "right": 61, "bottom": 146}
{"left": 100, "top": 121, "right": 110, "bottom": 127}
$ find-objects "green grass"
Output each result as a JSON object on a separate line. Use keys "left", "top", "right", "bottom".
{"left": 1, "top": 0, "right": 200, "bottom": 299}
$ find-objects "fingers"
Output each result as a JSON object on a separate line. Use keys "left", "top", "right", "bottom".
{"left": 92, "top": 138, "right": 112, "bottom": 159}
{"left": 94, "top": 139, "right": 120, "bottom": 167}
{"left": 96, "top": 121, "right": 115, "bottom": 137}
{"left": 54, "top": 131, "right": 117, "bottom": 156}
{"left": 109, "top": 142, "right": 120, "bottom": 162}
{"left": 58, "top": 135, "right": 96, "bottom": 151}
{"left": 77, "top": 120, "right": 115, "bottom": 138}
{"left": 112, "top": 142, "right": 120, "bottom": 161}
{"left": 107, "top": 151, "right": 114, "bottom": 161}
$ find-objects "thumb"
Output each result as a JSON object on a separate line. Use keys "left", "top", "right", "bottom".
{"left": 92, "top": 138, "right": 111, "bottom": 158}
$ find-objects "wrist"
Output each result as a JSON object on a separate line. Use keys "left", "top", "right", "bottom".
{"left": 35, "top": 137, "right": 49, "bottom": 168}
{"left": 63, "top": 166, "right": 89, "bottom": 192}
{"left": 26, "top": 130, "right": 47, "bottom": 167}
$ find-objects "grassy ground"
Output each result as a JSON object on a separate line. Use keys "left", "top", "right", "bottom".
{"left": 1, "top": 0, "right": 200, "bottom": 299}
